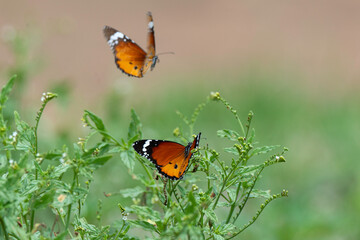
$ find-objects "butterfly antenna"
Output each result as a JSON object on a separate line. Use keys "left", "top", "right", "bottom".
{"left": 155, "top": 52, "right": 174, "bottom": 65}
{"left": 157, "top": 51, "right": 175, "bottom": 56}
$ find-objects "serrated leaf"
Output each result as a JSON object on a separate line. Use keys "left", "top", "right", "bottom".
{"left": 249, "top": 189, "right": 271, "bottom": 199}
{"left": 32, "top": 189, "right": 56, "bottom": 209}
{"left": 251, "top": 145, "right": 280, "bottom": 156}
{"left": 213, "top": 234, "right": 225, "bottom": 240}
{"left": 88, "top": 155, "right": 112, "bottom": 167}
{"left": 204, "top": 208, "right": 218, "bottom": 222}
{"left": 51, "top": 164, "right": 71, "bottom": 178}
{"left": 53, "top": 232, "right": 67, "bottom": 240}
{"left": 129, "top": 205, "right": 161, "bottom": 221}
{"left": 14, "top": 111, "right": 32, "bottom": 134}
{"left": 217, "top": 223, "right": 236, "bottom": 236}
{"left": 20, "top": 180, "right": 40, "bottom": 196}
{"left": 120, "top": 149, "right": 135, "bottom": 171}
{"left": 0, "top": 75, "right": 16, "bottom": 106}
{"left": 238, "top": 164, "right": 263, "bottom": 175}
{"left": 226, "top": 188, "right": 237, "bottom": 202}
{"left": 128, "top": 109, "right": 142, "bottom": 140}
{"left": 217, "top": 129, "right": 240, "bottom": 141}
{"left": 73, "top": 215, "right": 100, "bottom": 235}
{"left": 52, "top": 192, "right": 73, "bottom": 208}
{"left": 128, "top": 220, "right": 157, "bottom": 232}
{"left": 108, "top": 146, "right": 122, "bottom": 153}
{"left": 85, "top": 110, "right": 105, "bottom": 131}
{"left": 78, "top": 166, "right": 93, "bottom": 179}
{"left": 224, "top": 147, "right": 239, "bottom": 156}
{"left": 247, "top": 128, "right": 255, "bottom": 143}
{"left": 119, "top": 186, "right": 144, "bottom": 198}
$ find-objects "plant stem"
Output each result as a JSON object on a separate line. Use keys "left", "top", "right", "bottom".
{"left": 232, "top": 166, "right": 265, "bottom": 224}
{"left": 225, "top": 178, "right": 242, "bottom": 223}
{"left": 30, "top": 211, "right": 35, "bottom": 232}
{"left": 227, "top": 192, "right": 287, "bottom": 239}
{"left": 0, "top": 217, "right": 9, "bottom": 240}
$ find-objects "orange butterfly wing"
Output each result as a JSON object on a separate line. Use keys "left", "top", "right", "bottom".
{"left": 103, "top": 12, "right": 157, "bottom": 78}
{"left": 133, "top": 133, "right": 201, "bottom": 179}
{"left": 152, "top": 142, "right": 190, "bottom": 179}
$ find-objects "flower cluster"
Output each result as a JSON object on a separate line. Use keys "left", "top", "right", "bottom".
{"left": 8, "top": 131, "right": 18, "bottom": 145}
{"left": 40, "top": 92, "right": 57, "bottom": 103}
{"left": 59, "top": 152, "right": 67, "bottom": 164}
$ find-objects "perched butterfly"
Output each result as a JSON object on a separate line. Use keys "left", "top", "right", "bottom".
{"left": 133, "top": 133, "right": 201, "bottom": 180}
{"left": 103, "top": 12, "right": 158, "bottom": 78}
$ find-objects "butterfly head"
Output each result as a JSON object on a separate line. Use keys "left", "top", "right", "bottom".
{"left": 151, "top": 55, "right": 159, "bottom": 71}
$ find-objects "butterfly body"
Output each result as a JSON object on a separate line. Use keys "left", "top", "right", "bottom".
{"left": 133, "top": 133, "right": 201, "bottom": 179}
{"left": 103, "top": 12, "right": 157, "bottom": 77}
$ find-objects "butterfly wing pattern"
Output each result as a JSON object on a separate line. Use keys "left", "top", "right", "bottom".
{"left": 133, "top": 133, "right": 201, "bottom": 180}
{"left": 103, "top": 12, "right": 158, "bottom": 77}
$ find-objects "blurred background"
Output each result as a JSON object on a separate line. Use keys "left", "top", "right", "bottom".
{"left": 1, "top": 0, "right": 360, "bottom": 239}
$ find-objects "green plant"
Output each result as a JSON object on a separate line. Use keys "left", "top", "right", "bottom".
{"left": 0, "top": 76, "right": 287, "bottom": 239}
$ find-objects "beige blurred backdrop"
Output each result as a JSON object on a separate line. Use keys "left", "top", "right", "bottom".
{"left": 1, "top": 0, "right": 360, "bottom": 102}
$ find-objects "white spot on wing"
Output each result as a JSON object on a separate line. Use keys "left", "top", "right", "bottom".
{"left": 108, "top": 31, "right": 125, "bottom": 48}
{"left": 142, "top": 140, "right": 152, "bottom": 153}
{"left": 148, "top": 21, "right": 154, "bottom": 29}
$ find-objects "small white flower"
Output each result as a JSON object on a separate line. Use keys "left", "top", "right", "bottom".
{"left": 275, "top": 156, "right": 280, "bottom": 160}
{"left": 9, "top": 135, "right": 13, "bottom": 140}
{"left": 62, "top": 152, "right": 67, "bottom": 158}
{"left": 36, "top": 153, "right": 41, "bottom": 157}
{"left": 59, "top": 158, "right": 65, "bottom": 164}
{"left": 122, "top": 215, "right": 127, "bottom": 221}
{"left": 9, "top": 159, "right": 14, "bottom": 165}
{"left": 12, "top": 131, "right": 17, "bottom": 137}
{"left": 41, "top": 96, "right": 45, "bottom": 102}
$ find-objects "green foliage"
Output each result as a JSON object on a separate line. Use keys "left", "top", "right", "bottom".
{"left": 0, "top": 77, "right": 287, "bottom": 239}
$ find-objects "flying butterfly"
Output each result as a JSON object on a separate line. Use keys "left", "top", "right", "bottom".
{"left": 103, "top": 12, "right": 158, "bottom": 77}
{"left": 133, "top": 133, "right": 201, "bottom": 180}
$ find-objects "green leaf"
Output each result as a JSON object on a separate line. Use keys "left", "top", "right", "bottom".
{"left": 119, "top": 186, "right": 144, "bottom": 198}
{"left": 184, "top": 191, "right": 198, "bottom": 215}
{"left": 128, "top": 109, "right": 142, "bottom": 140}
{"left": 88, "top": 155, "right": 112, "bottom": 167}
{"left": 128, "top": 220, "right": 157, "bottom": 232}
{"left": 73, "top": 215, "right": 101, "bottom": 236}
{"left": 226, "top": 188, "right": 237, "bottom": 202}
{"left": 204, "top": 208, "right": 218, "bottom": 222}
{"left": 13, "top": 111, "right": 35, "bottom": 151}
{"left": 238, "top": 164, "right": 263, "bottom": 175}
{"left": 213, "top": 234, "right": 225, "bottom": 240}
{"left": 120, "top": 149, "right": 135, "bottom": 171}
{"left": 51, "top": 163, "right": 71, "bottom": 178}
{"left": 52, "top": 192, "right": 73, "bottom": 208}
{"left": 14, "top": 111, "right": 31, "bottom": 132}
{"left": 32, "top": 189, "right": 56, "bottom": 209}
{"left": 20, "top": 180, "right": 41, "bottom": 196}
{"left": 251, "top": 145, "right": 280, "bottom": 156}
{"left": 53, "top": 232, "right": 67, "bottom": 240}
{"left": 85, "top": 110, "right": 106, "bottom": 131}
{"left": 217, "top": 129, "right": 240, "bottom": 141}
{"left": 249, "top": 189, "right": 271, "bottom": 199}
{"left": 129, "top": 205, "right": 161, "bottom": 221}
{"left": 224, "top": 147, "right": 239, "bottom": 156}
{"left": 0, "top": 75, "right": 16, "bottom": 106}
{"left": 247, "top": 128, "right": 255, "bottom": 143}
{"left": 216, "top": 223, "right": 236, "bottom": 236}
